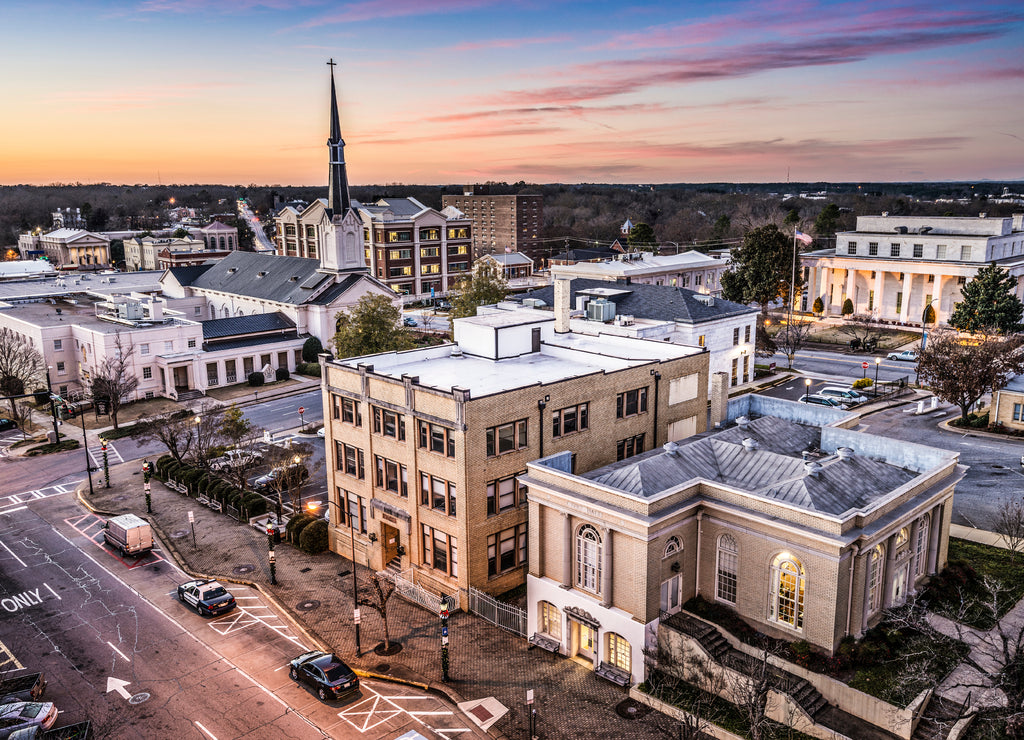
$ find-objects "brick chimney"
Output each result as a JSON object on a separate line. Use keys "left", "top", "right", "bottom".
{"left": 554, "top": 277, "right": 571, "bottom": 334}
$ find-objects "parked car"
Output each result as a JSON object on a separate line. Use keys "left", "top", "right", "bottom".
{"left": 434, "top": 300, "right": 452, "bottom": 312}
{"left": 0, "top": 674, "right": 45, "bottom": 704}
{"left": 0, "top": 419, "right": 17, "bottom": 432}
{"left": 254, "top": 464, "right": 309, "bottom": 492}
{"left": 288, "top": 651, "right": 359, "bottom": 701}
{"left": 887, "top": 350, "right": 918, "bottom": 362}
{"left": 176, "top": 579, "right": 236, "bottom": 617}
{"left": 102, "top": 514, "right": 154, "bottom": 557}
{"left": 798, "top": 394, "right": 848, "bottom": 410}
{"left": 0, "top": 702, "right": 59, "bottom": 736}
{"left": 818, "top": 387, "right": 869, "bottom": 405}
{"left": 402, "top": 316, "right": 418, "bottom": 327}
{"left": 7, "top": 720, "right": 91, "bottom": 740}
{"left": 210, "top": 448, "right": 264, "bottom": 471}
{"left": 316, "top": 427, "right": 325, "bottom": 438}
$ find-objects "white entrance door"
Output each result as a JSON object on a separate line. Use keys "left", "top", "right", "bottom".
{"left": 892, "top": 564, "right": 909, "bottom": 606}
{"left": 577, "top": 624, "right": 595, "bottom": 663}
{"left": 660, "top": 575, "right": 682, "bottom": 614}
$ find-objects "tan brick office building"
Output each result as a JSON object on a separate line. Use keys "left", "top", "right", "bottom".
{"left": 320, "top": 279, "right": 710, "bottom": 603}
{"left": 522, "top": 395, "right": 963, "bottom": 686}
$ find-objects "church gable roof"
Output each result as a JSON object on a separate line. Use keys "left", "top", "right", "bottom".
{"left": 191, "top": 251, "right": 327, "bottom": 305}
{"left": 202, "top": 311, "right": 296, "bottom": 340}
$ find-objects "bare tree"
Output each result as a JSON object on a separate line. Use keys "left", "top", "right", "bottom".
{"left": 643, "top": 639, "right": 726, "bottom": 740}
{"left": 835, "top": 314, "right": 880, "bottom": 350}
{"left": 0, "top": 327, "right": 44, "bottom": 419}
{"left": 261, "top": 441, "right": 313, "bottom": 521}
{"left": 996, "top": 497, "right": 1024, "bottom": 562}
{"left": 770, "top": 313, "right": 815, "bottom": 369}
{"left": 88, "top": 332, "right": 139, "bottom": 430}
{"left": 216, "top": 404, "right": 265, "bottom": 492}
{"left": 186, "top": 404, "right": 224, "bottom": 469}
{"left": 137, "top": 410, "right": 195, "bottom": 463}
{"left": 358, "top": 573, "right": 398, "bottom": 652}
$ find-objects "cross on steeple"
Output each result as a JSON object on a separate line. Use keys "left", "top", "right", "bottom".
{"left": 327, "top": 58, "right": 336, "bottom": 69}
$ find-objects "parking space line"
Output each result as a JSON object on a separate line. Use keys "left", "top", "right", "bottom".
{"left": 0, "top": 540, "right": 27, "bottom": 568}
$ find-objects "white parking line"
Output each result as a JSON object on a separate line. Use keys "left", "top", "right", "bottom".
{"left": 0, "top": 540, "right": 27, "bottom": 568}
{"left": 194, "top": 720, "right": 218, "bottom": 739}
{"left": 107, "top": 641, "right": 131, "bottom": 662}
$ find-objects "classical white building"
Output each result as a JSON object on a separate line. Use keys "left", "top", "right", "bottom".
{"left": 551, "top": 250, "right": 729, "bottom": 295}
{"left": 18, "top": 229, "right": 111, "bottom": 269}
{"left": 801, "top": 213, "right": 1024, "bottom": 324}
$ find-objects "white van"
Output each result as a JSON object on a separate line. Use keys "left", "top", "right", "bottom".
{"left": 819, "top": 387, "right": 868, "bottom": 405}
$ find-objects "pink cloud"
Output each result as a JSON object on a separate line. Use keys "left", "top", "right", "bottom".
{"left": 296, "top": 0, "right": 494, "bottom": 28}
{"left": 446, "top": 33, "right": 572, "bottom": 51}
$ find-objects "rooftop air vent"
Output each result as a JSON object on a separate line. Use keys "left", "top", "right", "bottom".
{"left": 450, "top": 346, "right": 464, "bottom": 358}
{"left": 742, "top": 437, "right": 758, "bottom": 451}
{"left": 257, "top": 271, "right": 267, "bottom": 278}
{"left": 804, "top": 461, "right": 822, "bottom": 477}
{"left": 919, "top": 227, "right": 932, "bottom": 234}
{"left": 735, "top": 415, "right": 750, "bottom": 429}
{"left": 227, "top": 267, "right": 237, "bottom": 274}
{"left": 289, "top": 276, "right": 299, "bottom": 282}
{"left": 837, "top": 446, "right": 854, "bottom": 460}
{"left": 662, "top": 441, "right": 680, "bottom": 455}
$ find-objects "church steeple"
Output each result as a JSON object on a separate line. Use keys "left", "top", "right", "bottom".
{"left": 326, "top": 59, "right": 351, "bottom": 217}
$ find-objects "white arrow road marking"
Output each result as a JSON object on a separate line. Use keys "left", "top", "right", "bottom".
{"left": 106, "top": 677, "right": 132, "bottom": 700}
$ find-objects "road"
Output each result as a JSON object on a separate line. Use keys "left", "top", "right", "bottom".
{"left": 238, "top": 201, "right": 276, "bottom": 253}
{"left": 0, "top": 477, "right": 475, "bottom": 738}
{"left": 766, "top": 347, "right": 919, "bottom": 385}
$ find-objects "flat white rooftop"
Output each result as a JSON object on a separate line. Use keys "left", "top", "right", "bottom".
{"left": 339, "top": 330, "right": 703, "bottom": 398}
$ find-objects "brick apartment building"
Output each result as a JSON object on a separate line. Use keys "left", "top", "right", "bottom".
{"left": 320, "top": 278, "right": 711, "bottom": 604}
{"left": 441, "top": 186, "right": 543, "bottom": 261}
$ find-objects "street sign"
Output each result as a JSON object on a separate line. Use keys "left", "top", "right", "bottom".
{"left": 862, "top": 361, "right": 869, "bottom": 369}
{"left": 353, "top": 608, "right": 361, "bottom": 624}
{"left": 527, "top": 689, "right": 534, "bottom": 705}
{"left": 188, "top": 511, "right": 194, "bottom": 524}
{"left": 298, "top": 406, "right": 305, "bottom": 415}
{"left": 441, "top": 624, "right": 448, "bottom": 637}
{"left": 441, "top": 635, "right": 449, "bottom": 646}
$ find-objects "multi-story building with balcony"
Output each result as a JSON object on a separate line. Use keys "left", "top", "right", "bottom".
{"left": 275, "top": 197, "right": 472, "bottom": 301}
{"left": 801, "top": 213, "right": 1024, "bottom": 323}
{"left": 320, "top": 277, "right": 711, "bottom": 605}
{"left": 441, "top": 187, "right": 543, "bottom": 261}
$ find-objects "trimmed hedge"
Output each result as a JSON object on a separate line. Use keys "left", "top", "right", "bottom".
{"left": 275, "top": 367, "right": 290, "bottom": 381}
{"left": 298, "top": 519, "right": 329, "bottom": 554}
{"left": 248, "top": 372, "right": 265, "bottom": 387}
{"left": 286, "top": 514, "right": 316, "bottom": 544}
{"left": 295, "top": 362, "right": 321, "bottom": 378}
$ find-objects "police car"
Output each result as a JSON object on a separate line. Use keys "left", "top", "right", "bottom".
{"left": 176, "top": 579, "right": 236, "bottom": 616}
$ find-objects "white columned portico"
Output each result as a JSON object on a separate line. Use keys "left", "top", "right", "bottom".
{"left": 900, "top": 272, "right": 912, "bottom": 324}
{"left": 873, "top": 270, "right": 884, "bottom": 316}
{"left": 845, "top": 268, "right": 856, "bottom": 312}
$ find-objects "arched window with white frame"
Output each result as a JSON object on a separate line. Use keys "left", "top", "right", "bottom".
{"left": 717, "top": 534, "right": 738, "bottom": 604}
{"left": 868, "top": 544, "right": 885, "bottom": 613}
{"left": 915, "top": 515, "right": 930, "bottom": 577}
{"left": 663, "top": 536, "right": 681, "bottom": 559}
{"left": 770, "top": 553, "right": 805, "bottom": 629}
{"left": 538, "top": 600, "right": 561, "bottom": 641}
{"left": 575, "top": 524, "right": 601, "bottom": 594}
{"left": 606, "top": 632, "right": 631, "bottom": 673}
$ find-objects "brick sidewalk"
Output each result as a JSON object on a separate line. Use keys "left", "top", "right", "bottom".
{"left": 83, "top": 461, "right": 677, "bottom": 740}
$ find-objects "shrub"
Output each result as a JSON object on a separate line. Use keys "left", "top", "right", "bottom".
{"left": 299, "top": 519, "right": 329, "bottom": 554}
{"left": 248, "top": 372, "right": 265, "bottom": 387}
{"left": 156, "top": 454, "right": 173, "bottom": 472}
{"left": 275, "top": 367, "right": 290, "bottom": 381}
{"left": 243, "top": 493, "right": 268, "bottom": 517}
{"left": 302, "top": 336, "right": 323, "bottom": 363}
{"left": 286, "top": 514, "right": 316, "bottom": 543}
{"left": 812, "top": 297, "right": 824, "bottom": 315}
{"left": 852, "top": 377, "right": 873, "bottom": 390}
{"left": 295, "top": 362, "right": 322, "bottom": 378}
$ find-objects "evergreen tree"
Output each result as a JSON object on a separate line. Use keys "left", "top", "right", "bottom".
{"left": 333, "top": 294, "right": 414, "bottom": 358}
{"left": 842, "top": 298, "right": 854, "bottom": 316}
{"left": 451, "top": 261, "right": 509, "bottom": 320}
{"left": 627, "top": 222, "right": 657, "bottom": 251}
{"left": 948, "top": 263, "right": 1024, "bottom": 334}
{"left": 720, "top": 224, "right": 796, "bottom": 310}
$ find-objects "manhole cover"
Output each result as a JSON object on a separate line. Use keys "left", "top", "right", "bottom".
{"left": 295, "top": 600, "right": 320, "bottom": 612}
{"left": 129, "top": 692, "right": 150, "bottom": 705}
{"left": 171, "top": 530, "right": 189, "bottom": 539}
{"left": 615, "top": 699, "right": 649, "bottom": 720}
{"left": 233, "top": 564, "right": 255, "bottom": 575}
{"left": 300, "top": 567, "right": 312, "bottom": 573}
{"left": 376, "top": 664, "right": 390, "bottom": 673}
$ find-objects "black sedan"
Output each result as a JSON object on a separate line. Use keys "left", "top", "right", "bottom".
{"left": 0, "top": 419, "right": 17, "bottom": 432}
{"left": 176, "top": 579, "right": 236, "bottom": 616}
{"left": 288, "top": 651, "right": 359, "bottom": 701}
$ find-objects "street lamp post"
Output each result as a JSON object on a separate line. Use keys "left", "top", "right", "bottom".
{"left": 804, "top": 378, "right": 811, "bottom": 397}
{"left": 44, "top": 367, "right": 59, "bottom": 442}
{"left": 350, "top": 526, "right": 362, "bottom": 656}
{"left": 874, "top": 357, "right": 882, "bottom": 397}
{"left": 78, "top": 405, "right": 94, "bottom": 497}
{"left": 292, "top": 454, "right": 302, "bottom": 512}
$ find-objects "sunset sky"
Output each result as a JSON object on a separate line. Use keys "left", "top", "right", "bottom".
{"left": 3, "top": 0, "right": 1023, "bottom": 185}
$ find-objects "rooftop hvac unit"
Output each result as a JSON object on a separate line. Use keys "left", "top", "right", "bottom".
{"left": 616, "top": 314, "right": 635, "bottom": 326}
{"left": 117, "top": 301, "right": 145, "bottom": 321}
{"left": 522, "top": 298, "right": 546, "bottom": 308}
{"left": 587, "top": 298, "right": 616, "bottom": 322}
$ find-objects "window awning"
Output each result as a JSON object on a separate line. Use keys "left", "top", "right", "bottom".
{"left": 370, "top": 498, "right": 411, "bottom": 522}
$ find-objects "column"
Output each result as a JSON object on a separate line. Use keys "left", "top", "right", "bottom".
{"left": 601, "top": 525, "right": 613, "bottom": 608}
{"left": 873, "top": 270, "right": 885, "bottom": 318}
{"left": 927, "top": 504, "right": 944, "bottom": 574}
{"left": 908, "top": 518, "right": 921, "bottom": 592}
{"left": 900, "top": 272, "right": 912, "bottom": 324}
{"left": 861, "top": 549, "right": 873, "bottom": 632}
{"left": 845, "top": 268, "right": 857, "bottom": 313}
{"left": 823, "top": 268, "right": 834, "bottom": 316}
{"left": 933, "top": 275, "right": 945, "bottom": 323}
{"left": 561, "top": 513, "right": 573, "bottom": 589}
{"left": 881, "top": 532, "right": 898, "bottom": 609}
